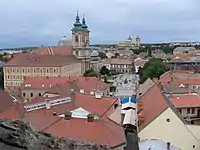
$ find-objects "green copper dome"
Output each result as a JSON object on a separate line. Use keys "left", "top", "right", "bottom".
{"left": 82, "top": 15, "right": 88, "bottom": 29}
{"left": 73, "top": 11, "right": 82, "bottom": 27}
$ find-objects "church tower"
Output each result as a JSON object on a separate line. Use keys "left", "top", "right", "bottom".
{"left": 71, "top": 11, "right": 91, "bottom": 74}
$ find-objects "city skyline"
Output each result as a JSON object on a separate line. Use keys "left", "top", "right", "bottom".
{"left": 0, "top": 0, "right": 200, "bottom": 48}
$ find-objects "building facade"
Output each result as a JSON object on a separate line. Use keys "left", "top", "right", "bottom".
{"left": 3, "top": 54, "right": 81, "bottom": 91}
{"left": 99, "top": 58, "right": 133, "bottom": 73}
{"left": 71, "top": 12, "right": 91, "bottom": 73}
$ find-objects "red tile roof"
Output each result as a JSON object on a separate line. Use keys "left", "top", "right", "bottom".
{"left": 44, "top": 117, "right": 125, "bottom": 148}
{"left": 23, "top": 93, "right": 117, "bottom": 116}
{"left": 34, "top": 46, "right": 73, "bottom": 56}
{"left": 1, "top": 93, "right": 125, "bottom": 148}
{"left": 134, "top": 58, "right": 148, "bottom": 67}
{"left": 5, "top": 53, "right": 80, "bottom": 67}
{"left": 182, "top": 79, "right": 200, "bottom": 85}
{"left": 0, "top": 90, "right": 16, "bottom": 114}
{"left": 159, "top": 71, "right": 200, "bottom": 87}
{"left": 171, "top": 94, "right": 200, "bottom": 107}
{"left": 22, "top": 77, "right": 109, "bottom": 93}
{"left": 21, "top": 77, "right": 68, "bottom": 89}
{"left": 138, "top": 84, "right": 169, "bottom": 131}
{"left": 74, "top": 77, "right": 109, "bottom": 93}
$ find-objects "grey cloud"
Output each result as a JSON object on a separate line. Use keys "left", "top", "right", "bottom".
{"left": 0, "top": 0, "right": 200, "bottom": 48}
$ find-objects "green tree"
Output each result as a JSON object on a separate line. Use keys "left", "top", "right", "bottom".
{"left": 83, "top": 68, "right": 99, "bottom": 77}
{"left": 100, "top": 66, "right": 110, "bottom": 76}
{"left": 98, "top": 52, "right": 107, "bottom": 59}
{"left": 139, "top": 58, "right": 169, "bottom": 83}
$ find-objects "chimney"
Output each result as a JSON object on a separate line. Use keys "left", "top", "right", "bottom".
{"left": 87, "top": 113, "right": 94, "bottom": 122}
{"left": 70, "top": 89, "right": 75, "bottom": 94}
{"left": 95, "top": 91, "right": 103, "bottom": 99}
{"left": 80, "top": 89, "right": 85, "bottom": 94}
{"left": 45, "top": 99, "right": 51, "bottom": 110}
{"left": 53, "top": 112, "right": 57, "bottom": 116}
{"left": 64, "top": 111, "right": 72, "bottom": 120}
{"left": 167, "top": 142, "right": 171, "bottom": 150}
{"left": 114, "top": 103, "right": 118, "bottom": 109}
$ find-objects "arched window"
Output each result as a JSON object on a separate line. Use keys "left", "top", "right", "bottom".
{"left": 82, "top": 35, "right": 85, "bottom": 43}
{"left": 75, "top": 35, "right": 78, "bottom": 42}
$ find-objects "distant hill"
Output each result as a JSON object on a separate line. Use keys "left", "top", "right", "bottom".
{"left": 0, "top": 47, "right": 38, "bottom": 51}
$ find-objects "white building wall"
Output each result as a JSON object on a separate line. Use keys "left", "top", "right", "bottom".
{"left": 138, "top": 107, "right": 200, "bottom": 150}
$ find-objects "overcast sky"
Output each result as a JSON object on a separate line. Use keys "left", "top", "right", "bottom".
{"left": 0, "top": 0, "right": 200, "bottom": 48}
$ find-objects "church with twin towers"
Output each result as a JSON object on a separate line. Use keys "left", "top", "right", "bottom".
{"left": 58, "top": 11, "right": 91, "bottom": 72}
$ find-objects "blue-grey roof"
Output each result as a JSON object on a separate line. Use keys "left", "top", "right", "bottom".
{"left": 139, "top": 139, "right": 179, "bottom": 150}
{"left": 174, "top": 46, "right": 196, "bottom": 52}
{"left": 121, "top": 97, "right": 137, "bottom": 104}
{"left": 116, "top": 50, "right": 133, "bottom": 55}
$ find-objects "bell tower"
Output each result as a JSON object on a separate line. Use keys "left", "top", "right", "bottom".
{"left": 71, "top": 11, "right": 91, "bottom": 74}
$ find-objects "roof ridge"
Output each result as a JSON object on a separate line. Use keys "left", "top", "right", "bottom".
{"left": 138, "top": 82, "right": 158, "bottom": 100}
{"left": 103, "top": 117, "right": 126, "bottom": 147}
{"left": 100, "top": 98, "right": 118, "bottom": 117}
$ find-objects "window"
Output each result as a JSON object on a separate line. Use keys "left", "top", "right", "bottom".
{"left": 192, "top": 108, "right": 195, "bottom": 114}
{"left": 187, "top": 108, "right": 190, "bottom": 114}
{"left": 39, "top": 93, "right": 41, "bottom": 96}
{"left": 23, "top": 93, "right": 26, "bottom": 97}
{"left": 30, "top": 93, "right": 33, "bottom": 97}
{"left": 179, "top": 109, "right": 182, "bottom": 114}
{"left": 75, "top": 35, "right": 78, "bottom": 42}
{"left": 166, "top": 118, "right": 170, "bottom": 123}
{"left": 82, "top": 35, "right": 85, "bottom": 43}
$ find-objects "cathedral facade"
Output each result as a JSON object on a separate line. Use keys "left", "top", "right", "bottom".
{"left": 71, "top": 12, "right": 91, "bottom": 74}
{"left": 58, "top": 12, "right": 91, "bottom": 74}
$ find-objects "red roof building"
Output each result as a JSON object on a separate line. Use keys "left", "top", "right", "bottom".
{"left": 1, "top": 93, "right": 126, "bottom": 149}
{"left": 21, "top": 77, "right": 110, "bottom": 101}
{"left": 34, "top": 46, "right": 73, "bottom": 56}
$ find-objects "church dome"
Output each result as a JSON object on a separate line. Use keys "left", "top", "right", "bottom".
{"left": 127, "top": 36, "right": 132, "bottom": 42}
{"left": 58, "top": 36, "right": 72, "bottom": 46}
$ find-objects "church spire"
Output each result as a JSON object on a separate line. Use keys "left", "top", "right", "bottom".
{"left": 82, "top": 14, "right": 88, "bottom": 29}
{"left": 73, "top": 10, "right": 82, "bottom": 27}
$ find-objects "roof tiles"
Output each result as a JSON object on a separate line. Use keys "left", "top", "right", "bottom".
{"left": 5, "top": 53, "right": 80, "bottom": 67}
{"left": 34, "top": 46, "right": 73, "bottom": 56}
{"left": 138, "top": 84, "right": 169, "bottom": 131}
{"left": 22, "top": 77, "right": 109, "bottom": 94}
{"left": 0, "top": 93, "right": 125, "bottom": 148}
{"left": 171, "top": 94, "right": 200, "bottom": 107}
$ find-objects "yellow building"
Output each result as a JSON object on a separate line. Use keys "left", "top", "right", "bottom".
{"left": 138, "top": 84, "right": 200, "bottom": 150}
{"left": 118, "top": 36, "right": 133, "bottom": 49}
{"left": 3, "top": 54, "right": 81, "bottom": 91}
{"left": 135, "top": 36, "right": 141, "bottom": 47}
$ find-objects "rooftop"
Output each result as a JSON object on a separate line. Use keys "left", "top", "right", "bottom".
{"left": 5, "top": 53, "right": 80, "bottom": 67}
{"left": 34, "top": 46, "right": 73, "bottom": 56}
{"left": 137, "top": 84, "right": 169, "bottom": 131}
{"left": 1, "top": 93, "right": 126, "bottom": 148}
{"left": 0, "top": 90, "right": 17, "bottom": 114}
{"left": 171, "top": 94, "right": 200, "bottom": 108}
{"left": 101, "top": 58, "right": 132, "bottom": 65}
{"left": 174, "top": 47, "right": 196, "bottom": 52}
{"left": 22, "top": 77, "right": 109, "bottom": 94}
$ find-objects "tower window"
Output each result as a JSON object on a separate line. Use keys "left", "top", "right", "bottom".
{"left": 82, "top": 35, "right": 85, "bottom": 43}
{"left": 75, "top": 35, "right": 78, "bottom": 42}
